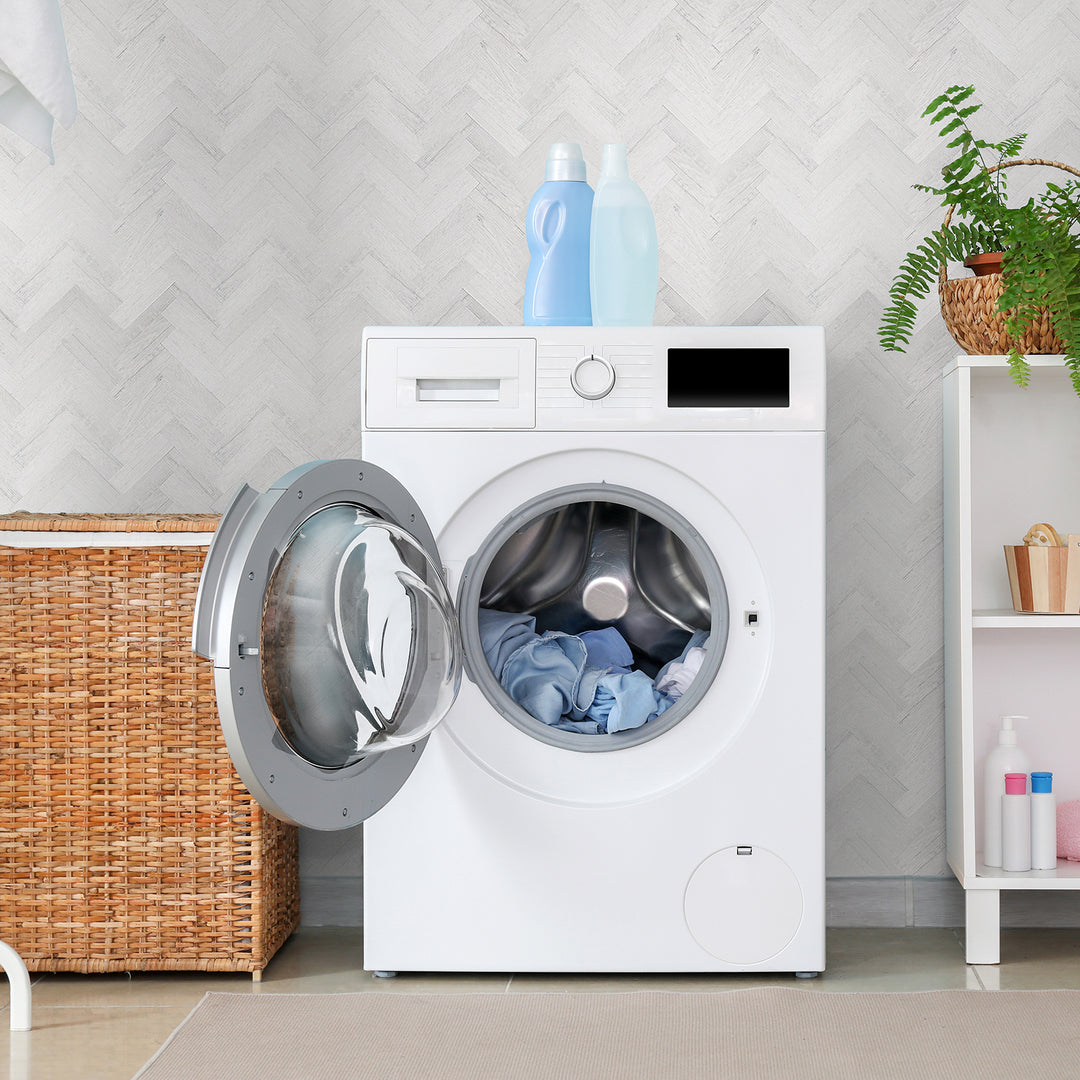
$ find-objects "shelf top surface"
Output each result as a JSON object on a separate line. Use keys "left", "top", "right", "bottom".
{"left": 942, "top": 354, "right": 1066, "bottom": 376}
{"left": 951, "top": 855, "right": 1080, "bottom": 889}
{"left": 969, "top": 859, "right": 1080, "bottom": 888}
{"left": 973, "top": 609, "right": 1080, "bottom": 627}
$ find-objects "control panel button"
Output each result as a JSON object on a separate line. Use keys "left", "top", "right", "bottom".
{"left": 570, "top": 355, "right": 616, "bottom": 400}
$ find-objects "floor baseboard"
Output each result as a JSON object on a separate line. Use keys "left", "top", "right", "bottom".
{"left": 827, "top": 876, "right": 1080, "bottom": 927}
{"left": 300, "top": 875, "right": 1080, "bottom": 929}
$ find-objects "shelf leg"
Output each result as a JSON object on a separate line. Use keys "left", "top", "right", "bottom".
{"left": 964, "top": 889, "right": 1000, "bottom": 965}
{"left": 0, "top": 940, "right": 31, "bottom": 1030}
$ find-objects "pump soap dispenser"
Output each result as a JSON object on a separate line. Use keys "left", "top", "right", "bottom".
{"left": 982, "top": 715, "right": 1030, "bottom": 868}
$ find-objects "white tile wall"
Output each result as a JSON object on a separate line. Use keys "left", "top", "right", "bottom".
{"left": 3, "top": 1, "right": 1080, "bottom": 912}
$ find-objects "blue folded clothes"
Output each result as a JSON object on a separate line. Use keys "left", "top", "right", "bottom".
{"left": 500, "top": 631, "right": 605, "bottom": 728}
{"left": 478, "top": 607, "right": 538, "bottom": 680}
{"left": 589, "top": 670, "right": 674, "bottom": 733}
{"left": 480, "top": 608, "right": 677, "bottom": 735}
{"left": 579, "top": 626, "right": 633, "bottom": 673}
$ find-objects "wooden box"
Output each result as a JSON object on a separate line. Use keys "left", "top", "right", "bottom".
{"left": 1004, "top": 535, "right": 1080, "bottom": 614}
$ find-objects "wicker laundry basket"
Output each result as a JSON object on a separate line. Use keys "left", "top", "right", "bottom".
{"left": 0, "top": 513, "right": 300, "bottom": 979}
{"left": 938, "top": 158, "right": 1080, "bottom": 355}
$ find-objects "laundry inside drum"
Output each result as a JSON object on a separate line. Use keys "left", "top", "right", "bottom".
{"left": 477, "top": 500, "right": 716, "bottom": 737}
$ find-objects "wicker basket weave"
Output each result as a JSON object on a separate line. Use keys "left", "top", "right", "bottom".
{"left": 938, "top": 158, "right": 1080, "bottom": 355}
{"left": 0, "top": 514, "right": 300, "bottom": 977}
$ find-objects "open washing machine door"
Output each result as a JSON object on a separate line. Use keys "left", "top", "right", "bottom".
{"left": 193, "top": 459, "right": 461, "bottom": 830}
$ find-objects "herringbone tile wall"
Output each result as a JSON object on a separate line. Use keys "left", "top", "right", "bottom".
{"left": 3, "top": 1, "right": 1079, "bottom": 899}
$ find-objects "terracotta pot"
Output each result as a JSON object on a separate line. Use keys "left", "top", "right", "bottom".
{"left": 963, "top": 251, "right": 1004, "bottom": 276}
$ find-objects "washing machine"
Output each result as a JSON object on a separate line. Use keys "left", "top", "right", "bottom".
{"left": 193, "top": 325, "right": 826, "bottom": 975}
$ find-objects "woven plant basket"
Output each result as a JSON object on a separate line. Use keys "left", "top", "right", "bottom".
{"left": 0, "top": 514, "right": 300, "bottom": 978}
{"left": 938, "top": 158, "right": 1080, "bottom": 355}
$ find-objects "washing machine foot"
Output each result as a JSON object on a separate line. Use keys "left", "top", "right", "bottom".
{"left": 373, "top": 970, "right": 398, "bottom": 979}
{"left": 794, "top": 971, "right": 820, "bottom": 979}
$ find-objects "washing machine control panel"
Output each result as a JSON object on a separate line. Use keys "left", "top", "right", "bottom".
{"left": 533, "top": 330, "right": 824, "bottom": 431}
{"left": 362, "top": 327, "right": 825, "bottom": 433}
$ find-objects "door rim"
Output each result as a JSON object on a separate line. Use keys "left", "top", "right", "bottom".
{"left": 205, "top": 459, "right": 456, "bottom": 830}
{"left": 456, "top": 481, "right": 728, "bottom": 753}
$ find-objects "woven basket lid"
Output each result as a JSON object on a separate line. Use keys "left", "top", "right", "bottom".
{"left": 0, "top": 511, "right": 220, "bottom": 532}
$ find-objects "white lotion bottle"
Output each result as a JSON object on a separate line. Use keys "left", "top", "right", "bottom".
{"left": 1030, "top": 771, "right": 1057, "bottom": 870}
{"left": 983, "top": 715, "right": 1030, "bottom": 867}
{"left": 1002, "top": 772, "right": 1032, "bottom": 872}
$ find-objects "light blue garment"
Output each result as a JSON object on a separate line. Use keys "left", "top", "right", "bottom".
{"left": 501, "top": 630, "right": 670, "bottom": 734}
{"left": 579, "top": 626, "right": 633, "bottom": 673}
{"left": 500, "top": 631, "right": 605, "bottom": 728}
{"left": 548, "top": 716, "right": 604, "bottom": 735}
{"left": 588, "top": 671, "right": 674, "bottom": 733}
{"left": 480, "top": 607, "right": 678, "bottom": 735}
{"left": 478, "top": 608, "right": 538, "bottom": 680}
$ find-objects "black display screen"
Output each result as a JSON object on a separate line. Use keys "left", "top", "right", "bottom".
{"left": 668, "top": 348, "right": 790, "bottom": 408}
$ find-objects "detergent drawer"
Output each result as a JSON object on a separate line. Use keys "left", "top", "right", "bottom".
{"left": 365, "top": 336, "right": 537, "bottom": 429}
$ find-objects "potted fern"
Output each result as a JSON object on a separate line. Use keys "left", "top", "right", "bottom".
{"left": 879, "top": 85, "right": 1080, "bottom": 396}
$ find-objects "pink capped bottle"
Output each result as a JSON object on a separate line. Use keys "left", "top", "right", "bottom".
{"left": 1001, "top": 772, "right": 1031, "bottom": 872}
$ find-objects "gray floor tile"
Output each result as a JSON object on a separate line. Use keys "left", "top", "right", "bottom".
{"left": 5, "top": 925, "right": 1080, "bottom": 1079}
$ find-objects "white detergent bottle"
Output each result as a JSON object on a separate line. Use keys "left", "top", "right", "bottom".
{"left": 982, "top": 715, "right": 1030, "bottom": 868}
{"left": 589, "top": 143, "right": 658, "bottom": 325}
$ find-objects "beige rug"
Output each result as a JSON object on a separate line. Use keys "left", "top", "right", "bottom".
{"left": 133, "top": 987, "right": 1080, "bottom": 1080}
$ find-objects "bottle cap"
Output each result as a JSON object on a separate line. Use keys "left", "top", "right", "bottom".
{"left": 1004, "top": 773, "right": 1028, "bottom": 795}
{"left": 545, "top": 142, "right": 586, "bottom": 182}
{"left": 1031, "top": 771, "right": 1053, "bottom": 794}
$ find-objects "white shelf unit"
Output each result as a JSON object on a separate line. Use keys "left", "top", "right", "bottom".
{"left": 944, "top": 355, "right": 1080, "bottom": 964}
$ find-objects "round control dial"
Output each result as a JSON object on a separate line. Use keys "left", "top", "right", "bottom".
{"left": 570, "top": 355, "right": 616, "bottom": 400}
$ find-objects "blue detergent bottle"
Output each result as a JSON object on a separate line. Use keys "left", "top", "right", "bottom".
{"left": 589, "top": 143, "right": 658, "bottom": 326}
{"left": 523, "top": 143, "right": 593, "bottom": 326}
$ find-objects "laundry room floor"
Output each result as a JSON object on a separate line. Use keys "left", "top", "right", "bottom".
{"left": 3, "top": 926, "right": 1080, "bottom": 1079}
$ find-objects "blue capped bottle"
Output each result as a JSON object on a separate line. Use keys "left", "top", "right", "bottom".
{"left": 1030, "top": 771, "right": 1057, "bottom": 870}
{"left": 589, "top": 143, "right": 658, "bottom": 326}
{"left": 523, "top": 143, "right": 593, "bottom": 326}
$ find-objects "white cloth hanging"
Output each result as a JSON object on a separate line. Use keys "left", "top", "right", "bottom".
{"left": 0, "top": 0, "right": 76, "bottom": 162}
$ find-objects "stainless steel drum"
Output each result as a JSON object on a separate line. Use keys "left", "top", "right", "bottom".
{"left": 479, "top": 499, "right": 712, "bottom": 675}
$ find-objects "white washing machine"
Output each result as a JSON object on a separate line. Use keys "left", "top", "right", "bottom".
{"left": 193, "top": 325, "right": 826, "bottom": 975}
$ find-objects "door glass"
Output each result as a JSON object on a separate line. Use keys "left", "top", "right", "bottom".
{"left": 260, "top": 504, "right": 461, "bottom": 769}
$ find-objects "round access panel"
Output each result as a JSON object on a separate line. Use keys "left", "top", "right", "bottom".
{"left": 684, "top": 846, "right": 803, "bottom": 965}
